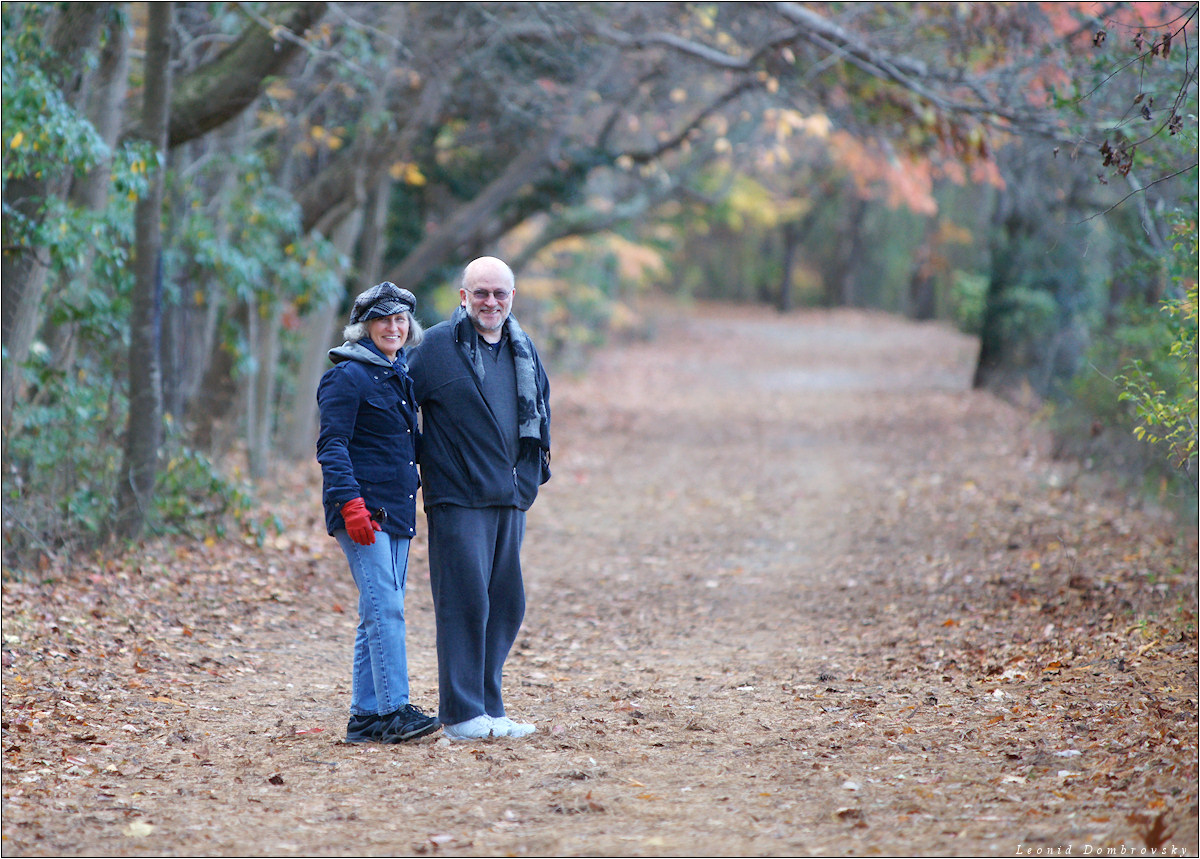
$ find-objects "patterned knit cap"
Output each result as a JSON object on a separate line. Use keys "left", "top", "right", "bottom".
{"left": 349, "top": 281, "right": 416, "bottom": 324}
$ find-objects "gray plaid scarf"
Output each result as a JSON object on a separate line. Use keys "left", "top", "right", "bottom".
{"left": 453, "top": 306, "right": 548, "bottom": 446}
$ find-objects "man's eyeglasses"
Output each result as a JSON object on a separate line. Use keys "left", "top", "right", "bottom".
{"left": 470, "top": 289, "right": 511, "bottom": 302}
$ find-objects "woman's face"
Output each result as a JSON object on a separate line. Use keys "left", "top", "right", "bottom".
{"left": 367, "top": 312, "right": 409, "bottom": 360}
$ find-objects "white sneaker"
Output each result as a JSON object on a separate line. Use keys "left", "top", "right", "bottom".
{"left": 490, "top": 716, "right": 536, "bottom": 738}
{"left": 443, "top": 715, "right": 496, "bottom": 741}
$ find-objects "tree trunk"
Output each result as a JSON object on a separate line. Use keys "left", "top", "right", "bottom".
{"left": 837, "top": 200, "right": 868, "bottom": 308}
{"left": 247, "top": 301, "right": 282, "bottom": 479}
{"left": 114, "top": 2, "right": 173, "bottom": 540}
{"left": 908, "top": 218, "right": 938, "bottom": 321}
{"left": 358, "top": 179, "right": 394, "bottom": 284}
{"left": 776, "top": 215, "right": 822, "bottom": 312}
{"left": 188, "top": 324, "right": 240, "bottom": 454}
{"left": 175, "top": 117, "right": 251, "bottom": 445}
{"left": 70, "top": 4, "right": 130, "bottom": 213}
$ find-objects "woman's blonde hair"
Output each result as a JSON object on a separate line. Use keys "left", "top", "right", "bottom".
{"left": 343, "top": 311, "right": 424, "bottom": 349}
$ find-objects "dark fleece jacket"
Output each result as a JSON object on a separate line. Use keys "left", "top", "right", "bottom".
{"left": 407, "top": 310, "right": 550, "bottom": 511}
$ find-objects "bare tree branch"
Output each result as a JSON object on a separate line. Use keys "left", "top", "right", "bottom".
{"left": 164, "top": 2, "right": 327, "bottom": 148}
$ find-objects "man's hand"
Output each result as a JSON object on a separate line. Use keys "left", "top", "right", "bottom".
{"left": 341, "top": 497, "right": 382, "bottom": 545}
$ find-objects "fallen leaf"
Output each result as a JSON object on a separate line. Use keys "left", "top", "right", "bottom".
{"left": 148, "top": 696, "right": 187, "bottom": 706}
{"left": 123, "top": 820, "right": 154, "bottom": 838}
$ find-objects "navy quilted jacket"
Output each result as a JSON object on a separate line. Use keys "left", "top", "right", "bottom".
{"left": 316, "top": 339, "right": 420, "bottom": 538}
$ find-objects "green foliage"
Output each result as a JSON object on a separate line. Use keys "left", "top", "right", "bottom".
{"left": 992, "top": 283, "right": 1061, "bottom": 348}
{"left": 1, "top": 8, "right": 104, "bottom": 184}
{"left": 1115, "top": 218, "right": 1198, "bottom": 470}
{"left": 1, "top": 7, "right": 152, "bottom": 282}
{"left": 5, "top": 348, "right": 122, "bottom": 551}
{"left": 1051, "top": 203, "right": 1197, "bottom": 519}
{"left": 0, "top": 15, "right": 324, "bottom": 572}
{"left": 170, "top": 151, "right": 344, "bottom": 378}
{"left": 153, "top": 432, "right": 256, "bottom": 540}
{"left": 3, "top": 338, "right": 263, "bottom": 574}
{"left": 950, "top": 270, "right": 988, "bottom": 335}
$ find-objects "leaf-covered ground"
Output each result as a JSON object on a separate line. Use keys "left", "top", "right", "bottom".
{"left": 3, "top": 304, "right": 1197, "bottom": 857}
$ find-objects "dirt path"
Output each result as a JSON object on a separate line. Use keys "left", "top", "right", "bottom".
{"left": 3, "top": 305, "right": 1197, "bottom": 857}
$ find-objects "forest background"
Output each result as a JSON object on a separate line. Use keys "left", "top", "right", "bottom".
{"left": 1, "top": 1, "right": 1197, "bottom": 568}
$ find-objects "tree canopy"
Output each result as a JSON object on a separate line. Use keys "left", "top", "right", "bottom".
{"left": 2, "top": 1, "right": 1196, "bottom": 567}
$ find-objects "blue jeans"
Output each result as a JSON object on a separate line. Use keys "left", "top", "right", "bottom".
{"left": 335, "top": 530, "right": 411, "bottom": 716}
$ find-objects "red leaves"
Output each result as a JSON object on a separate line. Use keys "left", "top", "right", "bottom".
{"left": 1129, "top": 810, "right": 1175, "bottom": 849}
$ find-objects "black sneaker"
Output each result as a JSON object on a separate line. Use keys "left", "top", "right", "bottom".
{"left": 346, "top": 712, "right": 385, "bottom": 743}
{"left": 379, "top": 704, "right": 441, "bottom": 743}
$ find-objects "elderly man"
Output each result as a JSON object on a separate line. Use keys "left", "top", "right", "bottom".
{"left": 407, "top": 256, "right": 551, "bottom": 741}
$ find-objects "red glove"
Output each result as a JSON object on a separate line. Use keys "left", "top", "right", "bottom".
{"left": 341, "top": 497, "right": 381, "bottom": 545}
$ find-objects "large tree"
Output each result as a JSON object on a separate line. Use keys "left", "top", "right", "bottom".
{"left": 113, "top": 2, "right": 174, "bottom": 540}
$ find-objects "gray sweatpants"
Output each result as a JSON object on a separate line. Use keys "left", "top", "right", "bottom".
{"left": 425, "top": 504, "right": 526, "bottom": 725}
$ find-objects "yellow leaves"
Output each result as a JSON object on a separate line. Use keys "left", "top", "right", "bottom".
{"left": 265, "top": 81, "right": 294, "bottom": 100}
{"left": 723, "top": 175, "right": 797, "bottom": 229}
{"left": 669, "top": 88, "right": 688, "bottom": 104}
{"left": 604, "top": 234, "right": 667, "bottom": 283}
{"left": 755, "top": 70, "right": 779, "bottom": 93}
{"left": 936, "top": 220, "right": 974, "bottom": 246}
{"left": 258, "top": 110, "right": 288, "bottom": 132}
{"left": 309, "top": 125, "right": 343, "bottom": 150}
{"left": 389, "top": 161, "right": 427, "bottom": 186}
{"left": 9, "top": 131, "right": 24, "bottom": 149}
